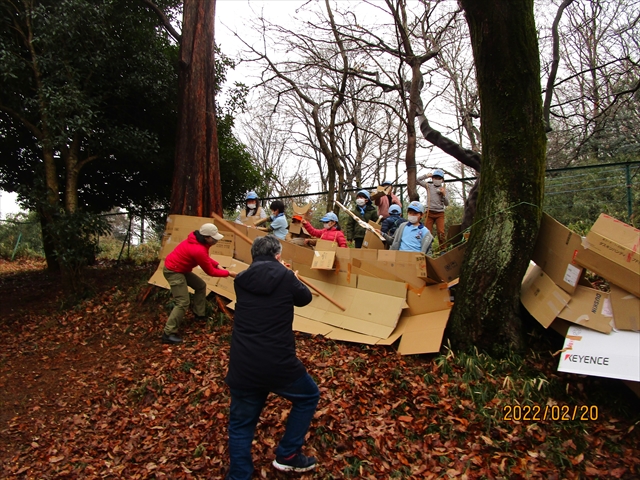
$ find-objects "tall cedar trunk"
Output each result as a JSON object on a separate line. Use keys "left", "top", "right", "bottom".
{"left": 448, "top": 0, "right": 546, "bottom": 355}
{"left": 169, "top": 0, "right": 222, "bottom": 217}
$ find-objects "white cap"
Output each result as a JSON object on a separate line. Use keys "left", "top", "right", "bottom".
{"left": 200, "top": 223, "right": 224, "bottom": 240}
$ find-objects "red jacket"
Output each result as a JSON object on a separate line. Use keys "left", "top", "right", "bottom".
{"left": 303, "top": 221, "right": 347, "bottom": 248}
{"left": 165, "top": 232, "right": 230, "bottom": 277}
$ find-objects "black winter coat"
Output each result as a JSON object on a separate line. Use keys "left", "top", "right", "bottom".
{"left": 225, "top": 255, "right": 312, "bottom": 390}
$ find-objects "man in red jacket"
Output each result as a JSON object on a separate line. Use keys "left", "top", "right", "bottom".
{"left": 162, "top": 223, "right": 237, "bottom": 344}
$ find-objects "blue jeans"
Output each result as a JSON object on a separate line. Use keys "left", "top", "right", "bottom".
{"left": 227, "top": 373, "right": 320, "bottom": 480}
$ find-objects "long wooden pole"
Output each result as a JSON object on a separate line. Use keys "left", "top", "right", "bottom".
{"left": 335, "top": 201, "right": 386, "bottom": 241}
{"left": 211, "top": 212, "right": 347, "bottom": 311}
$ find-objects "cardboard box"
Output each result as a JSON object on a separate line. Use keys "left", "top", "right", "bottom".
{"left": 609, "top": 285, "right": 640, "bottom": 331}
{"left": 557, "top": 286, "right": 613, "bottom": 334}
{"left": 575, "top": 214, "right": 640, "bottom": 296}
{"left": 311, "top": 248, "right": 337, "bottom": 270}
{"left": 583, "top": 214, "right": 640, "bottom": 273}
{"left": 557, "top": 325, "right": 640, "bottom": 382}
{"left": 521, "top": 264, "right": 571, "bottom": 328}
{"left": 427, "top": 242, "right": 466, "bottom": 283}
{"left": 531, "top": 213, "right": 584, "bottom": 294}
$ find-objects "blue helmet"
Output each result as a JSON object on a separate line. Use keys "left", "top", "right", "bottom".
{"left": 388, "top": 204, "right": 402, "bottom": 215}
{"left": 407, "top": 201, "right": 424, "bottom": 214}
{"left": 433, "top": 169, "right": 445, "bottom": 178}
{"left": 356, "top": 189, "right": 371, "bottom": 200}
{"left": 245, "top": 191, "right": 258, "bottom": 200}
{"left": 320, "top": 212, "right": 339, "bottom": 223}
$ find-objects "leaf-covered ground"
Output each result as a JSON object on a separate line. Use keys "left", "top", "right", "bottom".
{"left": 0, "top": 259, "right": 638, "bottom": 479}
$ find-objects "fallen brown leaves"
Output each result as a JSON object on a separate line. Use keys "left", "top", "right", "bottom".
{"left": 0, "top": 261, "right": 638, "bottom": 479}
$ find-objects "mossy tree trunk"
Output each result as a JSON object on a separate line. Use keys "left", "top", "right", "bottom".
{"left": 448, "top": 0, "right": 547, "bottom": 355}
{"left": 169, "top": 0, "right": 222, "bottom": 217}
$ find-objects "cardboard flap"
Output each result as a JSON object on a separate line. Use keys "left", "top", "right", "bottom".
{"left": 557, "top": 286, "right": 613, "bottom": 334}
{"left": 311, "top": 250, "right": 337, "bottom": 270}
{"left": 396, "top": 310, "right": 451, "bottom": 355}
{"left": 363, "top": 229, "right": 386, "bottom": 250}
{"left": 609, "top": 285, "right": 640, "bottom": 332}
{"left": 292, "top": 203, "right": 312, "bottom": 215}
{"left": 531, "top": 213, "right": 584, "bottom": 294}
{"left": 427, "top": 242, "right": 466, "bottom": 283}
{"left": 521, "top": 264, "right": 571, "bottom": 328}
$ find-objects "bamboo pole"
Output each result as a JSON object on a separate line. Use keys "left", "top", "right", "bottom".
{"left": 211, "top": 212, "right": 347, "bottom": 311}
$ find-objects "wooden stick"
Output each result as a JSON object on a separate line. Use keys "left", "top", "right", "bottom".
{"left": 335, "top": 201, "right": 386, "bottom": 241}
{"left": 211, "top": 212, "right": 347, "bottom": 311}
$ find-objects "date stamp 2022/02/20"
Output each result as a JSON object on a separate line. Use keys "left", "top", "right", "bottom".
{"left": 503, "top": 404, "right": 599, "bottom": 421}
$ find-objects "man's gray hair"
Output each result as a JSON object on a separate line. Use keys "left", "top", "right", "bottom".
{"left": 251, "top": 235, "right": 283, "bottom": 259}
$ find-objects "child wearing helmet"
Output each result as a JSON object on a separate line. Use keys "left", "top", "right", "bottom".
{"left": 347, "top": 190, "right": 378, "bottom": 248}
{"left": 417, "top": 169, "right": 449, "bottom": 247}
{"left": 381, "top": 204, "right": 407, "bottom": 237}
{"left": 389, "top": 201, "right": 433, "bottom": 254}
{"left": 374, "top": 180, "right": 402, "bottom": 219}
{"left": 236, "top": 191, "right": 267, "bottom": 225}
{"left": 301, "top": 212, "right": 347, "bottom": 248}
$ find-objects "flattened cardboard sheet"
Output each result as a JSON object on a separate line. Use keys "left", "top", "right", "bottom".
{"left": 294, "top": 275, "right": 406, "bottom": 339}
{"left": 395, "top": 310, "right": 450, "bottom": 355}
{"left": 557, "top": 286, "right": 613, "bottom": 334}
{"left": 406, "top": 283, "right": 452, "bottom": 316}
{"left": 531, "top": 213, "right": 583, "bottom": 294}
{"left": 558, "top": 325, "right": 640, "bottom": 382}
{"left": 609, "top": 285, "right": 640, "bottom": 332}
{"left": 521, "top": 265, "right": 571, "bottom": 328}
{"left": 427, "top": 242, "right": 466, "bottom": 283}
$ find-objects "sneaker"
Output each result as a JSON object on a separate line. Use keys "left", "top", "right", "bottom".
{"left": 161, "top": 333, "right": 182, "bottom": 344}
{"left": 272, "top": 452, "right": 317, "bottom": 473}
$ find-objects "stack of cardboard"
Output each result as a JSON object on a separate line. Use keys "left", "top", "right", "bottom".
{"left": 148, "top": 214, "right": 465, "bottom": 355}
{"left": 522, "top": 213, "right": 639, "bottom": 385}
{"left": 147, "top": 212, "right": 638, "bottom": 387}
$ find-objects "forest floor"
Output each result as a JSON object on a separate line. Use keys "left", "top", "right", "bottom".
{"left": 0, "top": 259, "right": 638, "bottom": 479}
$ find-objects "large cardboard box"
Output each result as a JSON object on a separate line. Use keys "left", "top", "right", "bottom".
{"left": 557, "top": 325, "right": 640, "bottom": 382}
{"left": 521, "top": 264, "right": 571, "bottom": 328}
{"left": 557, "top": 286, "right": 613, "bottom": 334}
{"left": 427, "top": 242, "right": 466, "bottom": 283}
{"left": 311, "top": 240, "right": 337, "bottom": 270}
{"left": 531, "top": 213, "right": 584, "bottom": 294}
{"left": 575, "top": 214, "right": 640, "bottom": 296}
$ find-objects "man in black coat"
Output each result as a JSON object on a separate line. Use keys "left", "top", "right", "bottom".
{"left": 225, "top": 235, "right": 319, "bottom": 480}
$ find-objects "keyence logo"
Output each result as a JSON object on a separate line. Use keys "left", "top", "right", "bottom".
{"left": 563, "top": 354, "right": 610, "bottom": 365}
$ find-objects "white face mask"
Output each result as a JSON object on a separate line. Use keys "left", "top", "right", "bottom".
{"left": 433, "top": 179, "right": 443, "bottom": 187}
{"left": 355, "top": 198, "right": 366, "bottom": 206}
{"left": 323, "top": 223, "right": 332, "bottom": 230}
{"left": 407, "top": 215, "right": 420, "bottom": 224}
{"left": 247, "top": 202, "right": 256, "bottom": 209}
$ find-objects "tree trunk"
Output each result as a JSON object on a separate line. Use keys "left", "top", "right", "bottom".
{"left": 448, "top": 0, "right": 547, "bottom": 355}
{"left": 169, "top": 0, "right": 222, "bottom": 217}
